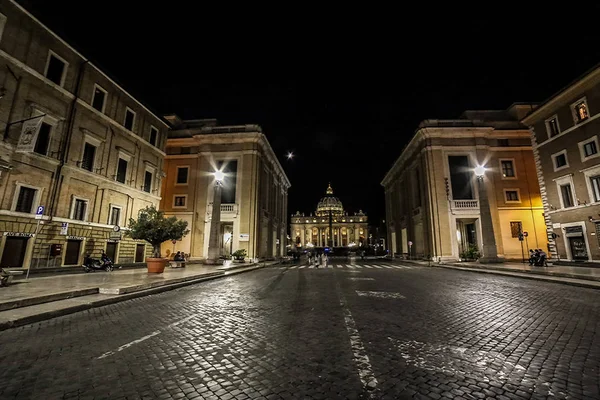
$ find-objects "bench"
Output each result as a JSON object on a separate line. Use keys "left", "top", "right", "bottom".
{"left": 1, "top": 268, "right": 25, "bottom": 287}
{"left": 169, "top": 261, "right": 186, "bottom": 268}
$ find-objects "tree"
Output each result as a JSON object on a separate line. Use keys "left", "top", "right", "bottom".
{"left": 125, "top": 206, "right": 189, "bottom": 258}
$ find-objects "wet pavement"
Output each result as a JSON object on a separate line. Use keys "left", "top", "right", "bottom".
{"left": 0, "top": 261, "right": 598, "bottom": 399}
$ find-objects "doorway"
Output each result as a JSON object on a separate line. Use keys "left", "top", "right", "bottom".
{"left": 565, "top": 226, "right": 588, "bottom": 260}
{"left": 135, "top": 244, "right": 145, "bottom": 262}
{"left": 64, "top": 240, "right": 82, "bottom": 265}
{"left": 0, "top": 237, "right": 29, "bottom": 268}
{"left": 105, "top": 242, "right": 118, "bottom": 262}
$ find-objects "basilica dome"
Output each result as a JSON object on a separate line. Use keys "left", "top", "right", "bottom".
{"left": 316, "top": 184, "right": 344, "bottom": 216}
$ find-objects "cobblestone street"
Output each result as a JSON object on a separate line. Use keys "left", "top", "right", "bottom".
{"left": 0, "top": 261, "right": 599, "bottom": 399}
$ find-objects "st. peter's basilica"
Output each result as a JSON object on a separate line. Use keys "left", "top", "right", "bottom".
{"left": 290, "top": 184, "right": 368, "bottom": 249}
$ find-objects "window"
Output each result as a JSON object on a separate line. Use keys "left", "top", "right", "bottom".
{"left": 109, "top": 206, "right": 121, "bottom": 226}
{"left": 590, "top": 176, "right": 600, "bottom": 202}
{"left": 579, "top": 136, "right": 600, "bottom": 161}
{"left": 45, "top": 52, "right": 67, "bottom": 86}
{"left": 552, "top": 150, "right": 568, "bottom": 171}
{"left": 34, "top": 122, "right": 52, "bottom": 155}
{"left": 560, "top": 184, "right": 574, "bottom": 208}
{"left": 92, "top": 85, "right": 107, "bottom": 113}
{"left": 584, "top": 141, "right": 597, "bottom": 157}
{"left": 15, "top": 186, "right": 36, "bottom": 213}
{"left": 573, "top": 99, "right": 589, "bottom": 123}
{"left": 448, "top": 156, "right": 474, "bottom": 200}
{"left": 546, "top": 116, "right": 560, "bottom": 138}
{"left": 143, "top": 171, "right": 152, "bottom": 193}
{"left": 500, "top": 159, "right": 516, "bottom": 178}
{"left": 149, "top": 127, "right": 158, "bottom": 146}
{"left": 173, "top": 195, "right": 187, "bottom": 208}
{"left": 72, "top": 198, "right": 88, "bottom": 221}
{"left": 116, "top": 158, "right": 128, "bottom": 184}
{"left": 124, "top": 108, "right": 136, "bottom": 131}
{"left": 176, "top": 166, "right": 189, "bottom": 185}
{"left": 510, "top": 221, "right": 522, "bottom": 238}
{"left": 218, "top": 160, "right": 238, "bottom": 203}
{"left": 81, "top": 142, "right": 96, "bottom": 172}
{"left": 504, "top": 189, "right": 520, "bottom": 203}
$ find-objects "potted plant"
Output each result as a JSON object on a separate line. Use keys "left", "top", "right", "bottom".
{"left": 125, "top": 206, "right": 189, "bottom": 273}
{"left": 460, "top": 244, "right": 481, "bottom": 262}
{"left": 232, "top": 249, "right": 247, "bottom": 262}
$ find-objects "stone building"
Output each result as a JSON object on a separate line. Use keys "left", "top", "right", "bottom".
{"left": 522, "top": 65, "right": 600, "bottom": 262}
{"left": 381, "top": 104, "right": 548, "bottom": 261}
{"left": 160, "top": 117, "right": 290, "bottom": 261}
{"left": 0, "top": 0, "right": 168, "bottom": 269}
{"left": 290, "top": 184, "right": 368, "bottom": 249}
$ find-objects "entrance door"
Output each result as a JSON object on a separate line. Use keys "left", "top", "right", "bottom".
{"left": 135, "top": 244, "right": 145, "bottom": 262}
{"left": 568, "top": 237, "right": 588, "bottom": 260}
{"left": 0, "top": 237, "right": 29, "bottom": 268}
{"left": 64, "top": 240, "right": 82, "bottom": 265}
{"left": 105, "top": 242, "right": 117, "bottom": 262}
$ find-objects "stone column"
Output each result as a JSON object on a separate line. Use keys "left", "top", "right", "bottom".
{"left": 206, "top": 182, "right": 222, "bottom": 264}
{"left": 477, "top": 174, "right": 503, "bottom": 263}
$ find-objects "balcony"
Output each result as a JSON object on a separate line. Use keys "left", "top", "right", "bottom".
{"left": 207, "top": 203, "right": 239, "bottom": 217}
{"left": 451, "top": 200, "right": 479, "bottom": 210}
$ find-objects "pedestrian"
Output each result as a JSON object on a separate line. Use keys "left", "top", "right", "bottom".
{"left": 528, "top": 249, "right": 535, "bottom": 265}
{"left": 536, "top": 249, "right": 547, "bottom": 267}
{"left": 307, "top": 252, "right": 312, "bottom": 264}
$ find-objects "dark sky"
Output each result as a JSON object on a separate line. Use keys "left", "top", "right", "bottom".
{"left": 21, "top": 1, "right": 600, "bottom": 223}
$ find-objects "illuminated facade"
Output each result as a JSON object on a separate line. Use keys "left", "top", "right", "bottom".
{"left": 290, "top": 184, "right": 368, "bottom": 249}
{"left": 382, "top": 104, "right": 548, "bottom": 261}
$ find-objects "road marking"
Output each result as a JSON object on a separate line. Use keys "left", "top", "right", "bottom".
{"left": 356, "top": 291, "right": 406, "bottom": 299}
{"left": 308, "top": 265, "right": 315, "bottom": 269}
{"left": 372, "top": 265, "right": 383, "bottom": 269}
{"left": 345, "top": 265, "right": 355, "bottom": 269}
{"left": 380, "top": 265, "right": 394, "bottom": 269}
{"left": 348, "top": 277, "right": 375, "bottom": 281}
{"left": 298, "top": 265, "right": 306, "bottom": 269}
{"left": 290, "top": 266, "right": 298, "bottom": 269}
{"left": 390, "top": 265, "right": 409, "bottom": 269}
{"left": 335, "top": 280, "right": 378, "bottom": 396}
{"left": 336, "top": 265, "right": 343, "bottom": 268}
{"left": 363, "top": 265, "right": 373, "bottom": 269}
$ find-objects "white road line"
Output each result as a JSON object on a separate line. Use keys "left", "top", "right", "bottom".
{"left": 380, "top": 265, "right": 394, "bottom": 269}
{"left": 308, "top": 265, "right": 315, "bottom": 269}
{"left": 335, "top": 281, "right": 378, "bottom": 396}
{"left": 336, "top": 265, "right": 343, "bottom": 268}
{"left": 390, "top": 265, "right": 405, "bottom": 269}
{"left": 348, "top": 277, "right": 375, "bottom": 281}
{"left": 356, "top": 291, "right": 406, "bottom": 299}
{"left": 346, "top": 265, "right": 355, "bottom": 269}
{"left": 290, "top": 266, "right": 298, "bottom": 269}
{"left": 299, "top": 265, "right": 306, "bottom": 269}
{"left": 371, "top": 265, "right": 383, "bottom": 269}
{"left": 363, "top": 265, "right": 373, "bottom": 269}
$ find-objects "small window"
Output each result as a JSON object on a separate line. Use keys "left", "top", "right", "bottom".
{"left": 149, "top": 127, "right": 158, "bottom": 146}
{"left": 590, "top": 175, "right": 600, "bottom": 202}
{"left": 583, "top": 140, "right": 598, "bottom": 157}
{"left": 124, "top": 108, "right": 136, "bottom": 131}
{"left": 15, "top": 186, "right": 36, "bottom": 213}
{"left": 81, "top": 142, "right": 96, "bottom": 172}
{"left": 92, "top": 85, "right": 107, "bottom": 113}
{"left": 505, "top": 190, "right": 520, "bottom": 203}
{"left": 34, "top": 122, "right": 52, "bottom": 156}
{"left": 45, "top": 52, "right": 67, "bottom": 86}
{"left": 560, "top": 184, "right": 574, "bottom": 208}
{"left": 510, "top": 221, "right": 522, "bottom": 238}
{"left": 574, "top": 100, "right": 589, "bottom": 123}
{"left": 116, "top": 158, "right": 128, "bottom": 184}
{"left": 109, "top": 206, "right": 121, "bottom": 226}
{"left": 579, "top": 137, "right": 600, "bottom": 161}
{"left": 176, "top": 167, "right": 189, "bottom": 185}
{"left": 143, "top": 171, "right": 152, "bottom": 193}
{"left": 546, "top": 117, "right": 560, "bottom": 138}
{"left": 173, "top": 195, "right": 186, "bottom": 208}
{"left": 500, "top": 160, "right": 515, "bottom": 178}
{"left": 552, "top": 151, "right": 568, "bottom": 170}
{"left": 72, "top": 198, "right": 88, "bottom": 221}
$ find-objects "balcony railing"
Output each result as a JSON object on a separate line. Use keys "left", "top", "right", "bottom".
{"left": 207, "top": 203, "right": 238, "bottom": 216}
{"left": 451, "top": 200, "right": 479, "bottom": 209}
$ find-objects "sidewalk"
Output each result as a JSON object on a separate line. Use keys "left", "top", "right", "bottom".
{"left": 0, "top": 260, "right": 274, "bottom": 330}
{"left": 400, "top": 259, "right": 600, "bottom": 289}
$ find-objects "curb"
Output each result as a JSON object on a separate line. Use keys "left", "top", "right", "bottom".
{"left": 0, "top": 263, "right": 270, "bottom": 331}
{"left": 0, "top": 288, "right": 100, "bottom": 312}
{"left": 433, "top": 264, "right": 600, "bottom": 290}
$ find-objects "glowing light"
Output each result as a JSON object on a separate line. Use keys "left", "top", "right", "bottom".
{"left": 214, "top": 170, "right": 225, "bottom": 181}
{"left": 474, "top": 165, "right": 486, "bottom": 177}
{"left": 286, "top": 152, "right": 294, "bottom": 160}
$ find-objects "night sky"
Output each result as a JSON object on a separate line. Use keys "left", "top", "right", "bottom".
{"left": 21, "top": 1, "right": 600, "bottom": 223}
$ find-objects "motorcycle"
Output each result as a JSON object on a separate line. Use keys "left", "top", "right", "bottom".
{"left": 82, "top": 254, "right": 114, "bottom": 272}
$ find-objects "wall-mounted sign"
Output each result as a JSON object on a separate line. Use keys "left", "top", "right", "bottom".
{"left": 3, "top": 232, "right": 34, "bottom": 237}
{"left": 66, "top": 236, "right": 85, "bottom": 240}
{"left": 60, "top": 222, "right": 68, "bottom": 235}
{"left": 107, "top": 239, "right": 120, "bottom": 243}
{"left": 239, "top": 233, "right": 250, "bottom": 241}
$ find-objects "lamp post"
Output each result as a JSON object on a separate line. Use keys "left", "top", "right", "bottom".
{"left": 474, "top": 165, "right": 503, "bottom": 263}
{"left": 207, "top": 170, "right": 224, "bottom": 264}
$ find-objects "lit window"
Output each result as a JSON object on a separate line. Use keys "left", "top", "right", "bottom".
{"left": 500, "top": 160, "right": 515, "bottom": 178}
{"left": 574, "top": 101, "right": 589, "bottom": 123}
{"left": 546, "top": 117, "right": 560, "bottom": 137}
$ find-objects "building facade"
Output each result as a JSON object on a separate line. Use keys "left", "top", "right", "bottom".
{"left": 522, "top": 66, "right": 600, "bottom": 262}
{"left": 0, "top": 0, "right": 168, "bottom": 269}
{"left": 160, "top": 117, "right": 290, "bottom": 261}
{"left": 290, "top": 184, "right": 368, "bottom": 250}
{"left": 382, "top": 104, "right": 548, "bottom": 261}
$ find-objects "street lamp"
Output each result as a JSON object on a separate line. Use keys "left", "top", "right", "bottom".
{"left": 474, "top": 165, "right": 503, "bottom": 263}
{"left": 206, "top": 170, "right": 224, "bottom": 264}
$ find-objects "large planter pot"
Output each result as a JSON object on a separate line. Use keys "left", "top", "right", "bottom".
{"left": 146, "top": 257, "right": 167, "bottom": 273}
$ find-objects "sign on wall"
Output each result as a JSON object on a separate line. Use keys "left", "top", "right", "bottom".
{"left": 60, "top": 223, "right": 69, "bottom": 235}
{"left": 239, "top": 234, "right": 249, "bottom": 241}
{"left": 16, "top": 115, "right": 44, "bottom": 153}
{"left": 3, "top": 232, "right": 34, "bottom": 237}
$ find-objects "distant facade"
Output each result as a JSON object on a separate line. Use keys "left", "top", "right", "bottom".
{"left": 522, "top": 65, "right": 600, "bottom": 262}
{"left": 0, "top": 0, "right": 168, "bottom": 269}
{"left": 382, "top": 104, "right": 548, "bottom": 261}
{"left": 290, "top": 184, "right": 368, "bottom": 249}
{"left": 160, "top": 117, "right": 290, "bottom": 260}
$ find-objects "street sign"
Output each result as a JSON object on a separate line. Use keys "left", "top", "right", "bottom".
{"left": 523, "top": 231, "right": 528, "bottom": 237}
{"left": 35, "top": 205, "right": 44, "bottom": 220}
{"left": 518, "top": 233, "right": 524, "bottom": 241}
{"left": 60, "top": 222, "right": 68, "bottom": 235}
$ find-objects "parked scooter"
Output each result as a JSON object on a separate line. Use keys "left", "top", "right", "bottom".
{"left": 82, "top": 252, "right": 114, "bottom": 272}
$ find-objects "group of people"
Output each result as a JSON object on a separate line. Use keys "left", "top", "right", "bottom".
{"left": 307, "top": 251, "right": 328, "bottom": 267}
{"left": 528, "top": 248, "right": 548, "bottom": 266}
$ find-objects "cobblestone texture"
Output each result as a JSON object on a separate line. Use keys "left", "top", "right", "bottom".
{"left": 0, "top": 262, "right": 598, "bottom": 399}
